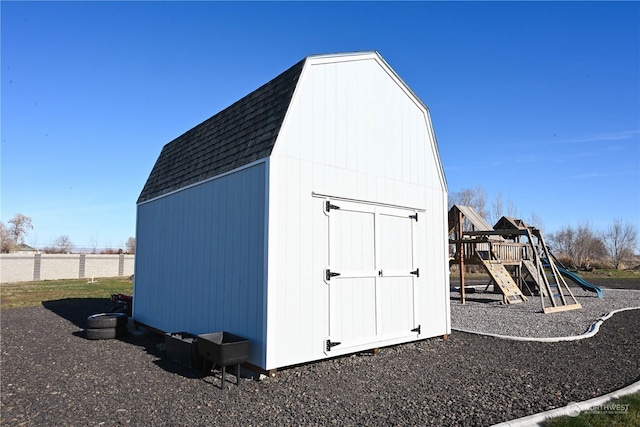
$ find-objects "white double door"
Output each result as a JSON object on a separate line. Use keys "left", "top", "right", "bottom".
{"left": 325, "top": 199, "right": 421, "bottom": 352}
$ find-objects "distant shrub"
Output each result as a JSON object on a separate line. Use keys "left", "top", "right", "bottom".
{"left": 554, "top": 255, "right": 573, "bottom": 269}
{"left": 590, "top": 259, "right": 612, "bottom": 270}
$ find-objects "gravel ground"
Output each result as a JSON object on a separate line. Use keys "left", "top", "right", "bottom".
{"left": 1, "top": 280, "right": 639, "bottom": 427}
{"left": 451, "top": 284, "right": 640, "bottom": 338}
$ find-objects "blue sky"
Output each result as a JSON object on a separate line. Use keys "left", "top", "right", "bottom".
{"left": 1, "top": 1, "right": 639, "bottom": 251}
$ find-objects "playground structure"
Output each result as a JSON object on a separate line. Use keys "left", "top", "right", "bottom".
{"left": 448, "top": 205, "right": 603, "bottom": 314}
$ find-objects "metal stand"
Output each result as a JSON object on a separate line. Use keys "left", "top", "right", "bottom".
{"left": 204, "top": 363, "right": 241, "bottom": 388}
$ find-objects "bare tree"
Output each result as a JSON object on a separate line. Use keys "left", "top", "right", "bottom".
{"left": 549, "top": 225, "right": 577, "bottom": 266}
{"left": 450, "top": 185, "right": 489, "bottom": 220}
{"left": 0, "top": 222, "right": 12, "bottom": 253}
{"left": 573, "top": 223, "right": 606, "bottom": 270}
{"left": 489, "top": 191, "right": 523, "bottom": 226}
{"left": 89, "top": 236, "right": 99, "bottom": 254}
{"left": 528, "top": 212, "right": 545, "bottom": 230}
{"left": 8, "top": 214, "right": 33, "bottom": 244}
{"left": 52, "top": 235, "right": 73, "bottom": 254}
{"left": 490, "top": 192, "right": 504, "bottom": 225}
{"left": 604, "top": 219, "right": 638, "bottom": 269}
{"left": 1, "top": 214, "right": 34, "bottom": 253}
{"left": 506, "top": 199, "right": 518, "bottom": 218}
{"left": 549, "top": 223, "right": 605, "bottom": 270}
{"left": 126, "top": 237, "right": 135, "bottom": 254}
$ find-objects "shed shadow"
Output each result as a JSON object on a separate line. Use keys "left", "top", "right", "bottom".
{"left": 152, "top": 358, "right": 206, "bottom": 380}
{"left": 42, "top": 297, "right": 113, "bottom": 329}
{"left": 41, "top": 297, "right": 206, "bottom": 379}
{"left": 41, "top": 298, "right": 248, "bottom": 382}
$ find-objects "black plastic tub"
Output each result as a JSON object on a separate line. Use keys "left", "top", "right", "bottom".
{"left": 197, "top": 332, "right": 249, "bottom": 387}
{"left": 164, "top": 332, "right": 205, "bottom": 369}
{"left": 197, "top": 332, "right": 249, "bottom": 366}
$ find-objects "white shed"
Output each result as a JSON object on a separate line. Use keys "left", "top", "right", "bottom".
{"left": 135, "top": 51, "right": 450, "bottom": 372}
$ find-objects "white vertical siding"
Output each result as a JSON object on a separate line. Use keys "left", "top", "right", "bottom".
{"left": 136, "top": 53, "right": 448, "bottom": 371}
{"left": 134, "top": 162, "right": 268, "bottom": 367}
{"left": 266, "top": 54, "right": 449, "bottom": 369}
{"left": 277, "top": 56, "right": 445, "bottom": 203}
{"left": 419, "top": 186, "right": 450, "bottom": 338}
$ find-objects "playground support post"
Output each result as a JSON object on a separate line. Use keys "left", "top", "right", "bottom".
{"left": 458, "top": 210, "right": 465, "bottom": 304}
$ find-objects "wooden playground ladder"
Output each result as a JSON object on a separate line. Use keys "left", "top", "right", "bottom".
{"left": 525, "top": 229, "right": 581, "bottom": 314}
{"left": 521, "top": 259, "right": 545, "bottom": 293}
{"left": 476, "top": 251, "right": 528, "bottom": 304}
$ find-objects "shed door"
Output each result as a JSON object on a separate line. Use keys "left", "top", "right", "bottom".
{"left": 378, "top": 208, "right": 418, "bottom": 337}
{"left": 325, "top": 199, "right": 420, "bottom": 353}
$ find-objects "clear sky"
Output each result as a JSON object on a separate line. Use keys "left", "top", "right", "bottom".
{"left": 1, "top": 1, "right": 639, "bottom": 251}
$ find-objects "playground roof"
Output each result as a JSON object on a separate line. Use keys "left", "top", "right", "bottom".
{"left": 494, "top": 216, "right": 531, "bottom": 231}
{"left": 448, "top": 205, "right": 496, "bottom": 235}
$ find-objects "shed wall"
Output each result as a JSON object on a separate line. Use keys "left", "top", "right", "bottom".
{"left": 265, "top": 56, "right": 449, "bottom": 369}
{"left": 134, "top": 162, "right": 268, "bottom": 367}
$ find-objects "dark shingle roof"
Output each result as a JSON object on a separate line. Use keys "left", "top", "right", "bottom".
{"left": 138, "top": 58, "right": 306, "bottom": 203}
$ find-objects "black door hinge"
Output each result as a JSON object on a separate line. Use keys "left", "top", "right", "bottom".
{"left": 409, "top": 213, "right": 418, "bottom": 222}
{"left": 411, "top": 325, "right": 421, "bottom": 334}
{"left": 326, "top": 201, "right": 341, "bottom": 212}
{"left": 410, "top": 268, "right": 420, "bottom": 277}
{"left": 326, "top": 269, "right": 341, "bottom": 281}
{"left": 326, "top": 339, "right": 341, "bottom": 351}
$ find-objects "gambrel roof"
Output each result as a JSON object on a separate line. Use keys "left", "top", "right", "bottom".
{"left": 138, "top": 58, "right": 305, "bottom": 203}
{"left": 139, "top": 51, "right": 446, "bottom": 204}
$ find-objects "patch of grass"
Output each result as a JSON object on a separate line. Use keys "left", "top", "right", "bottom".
{"left": 581, "top": 269, "right": 640, "bottom": 280}
{"left": 542, "top": 392, "right": 640, "bottom": 427}
{"left": 0, "top": 277, "right": 133, "bottom": 309}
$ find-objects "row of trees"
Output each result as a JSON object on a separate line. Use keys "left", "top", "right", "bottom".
{"left": 0, "top": 214, "right": 135, "bottom": 254}
{"left": 450, "top": 186, "right": 639, "bottom": 270}
{"left": 549, "top": 220, "right": 638, "bottom": 270}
